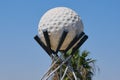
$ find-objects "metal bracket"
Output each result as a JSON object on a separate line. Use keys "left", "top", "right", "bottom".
{"left": 34, "top": 29, "right": 88, "bottom": 80}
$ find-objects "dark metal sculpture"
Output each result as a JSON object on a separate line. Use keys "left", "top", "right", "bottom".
{"left": 34, "top": 29, "right": 88, "bottom": 80}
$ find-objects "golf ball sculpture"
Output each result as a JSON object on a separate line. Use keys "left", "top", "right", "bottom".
{"left": 34, "top": 7, "right": 88, "bottom": 80}
{"left": 38, "top": 7, "right": 83, "bottom": 51}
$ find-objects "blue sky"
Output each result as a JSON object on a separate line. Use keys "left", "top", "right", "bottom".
{"left": 0, "top": 0, "right": 120, "bottom": 80}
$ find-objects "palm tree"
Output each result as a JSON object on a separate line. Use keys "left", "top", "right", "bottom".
{"left": 75, "top": 50, "right": 96, "bottom": 80}
{"left": 52, "top": 49, "right": 96, "bottom": 80}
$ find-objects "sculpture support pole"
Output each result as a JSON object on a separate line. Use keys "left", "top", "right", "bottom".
{"left": 34, "top": 29, "right": 88, "bottom": 80}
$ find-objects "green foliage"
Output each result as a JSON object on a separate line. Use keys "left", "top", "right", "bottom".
{"left": 52, "top": 49, "right": 96, "bottom": 80}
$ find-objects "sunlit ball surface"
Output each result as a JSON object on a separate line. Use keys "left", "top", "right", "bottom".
{"left": 38, "top": 7, "right": 84, "bottom": 51}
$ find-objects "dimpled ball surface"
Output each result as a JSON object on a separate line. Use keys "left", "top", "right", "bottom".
{"left": 38, "top": 7, "right": 84, "bottom": 51}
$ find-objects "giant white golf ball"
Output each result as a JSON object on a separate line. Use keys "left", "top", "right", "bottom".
{"left": 38, "top": 7, "right": 84, "bottom": 51}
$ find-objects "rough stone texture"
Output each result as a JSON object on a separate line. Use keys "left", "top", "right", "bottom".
{"left": 38, "top": 7, "right": 84, "bottom": 51}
